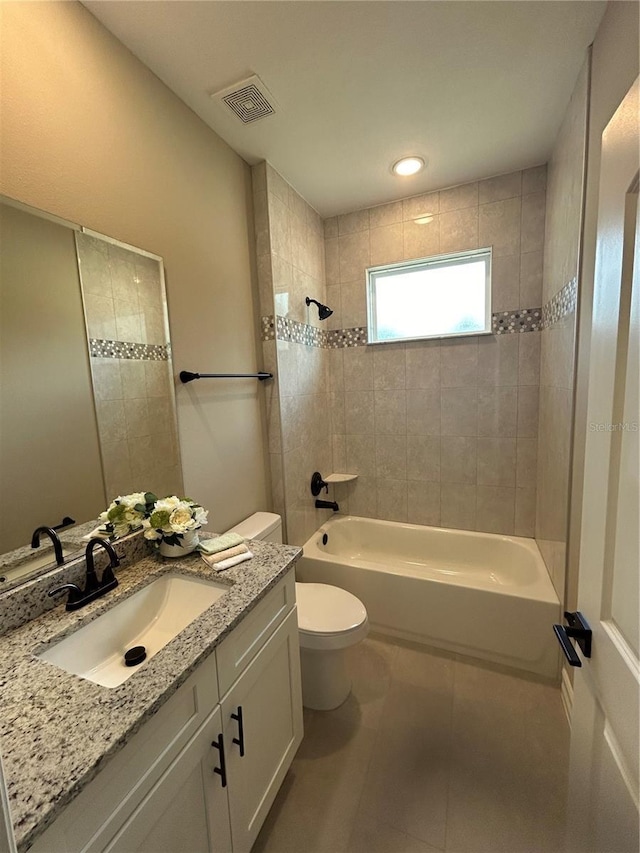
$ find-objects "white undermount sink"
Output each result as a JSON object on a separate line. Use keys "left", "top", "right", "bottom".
{"left": 37, "top": 573, "right": 228, "bottom": 688}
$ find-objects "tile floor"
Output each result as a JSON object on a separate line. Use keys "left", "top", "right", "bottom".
{"left": 254, "top": 635, "right": 570, "bottom": 853}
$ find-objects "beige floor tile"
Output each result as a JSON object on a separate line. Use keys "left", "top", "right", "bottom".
{"left": 358, "top": 718, "right": 451, "bottom": 849}
{"left": 445, "top": 658, "right": 569, "bottom": 852}
{"left": 255, "top": 638, "right": 569, "bottom": 853}
{"left": 388, "top": 639, "right": 456, "bottom": 695}
{"left": 253, "top": 707, "right": 377, "bottom": 853}
{"left": 332, "top": 635, "right": 400, "bottom": 730}
{"left": 356, "top": 644, "right": 455, "bottom": 849}
{"left": 348, "top": 809, "right": 444, "bottom": 853}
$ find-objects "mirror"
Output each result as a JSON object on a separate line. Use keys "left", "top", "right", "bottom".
{"left": 0, "top": 197, "right": 183, "bottom": 590}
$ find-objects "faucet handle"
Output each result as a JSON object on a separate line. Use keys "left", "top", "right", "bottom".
{"left": 311, "top": 471, "right": 329, "bottom": 496}
{"left": 48, "top": 583, "right": 82, "bottom": 606}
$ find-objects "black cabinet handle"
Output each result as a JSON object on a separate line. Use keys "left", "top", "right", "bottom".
{"left": 231, "top": 706, "right": 245, "bottom": 757}
{"left": 211, "top": 733, "right": 227, "bottom": 787}
{"left": 553, "top": 611, "right": 592, "bottom": 667}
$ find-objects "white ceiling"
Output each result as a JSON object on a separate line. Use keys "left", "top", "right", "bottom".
{"left": 83, "top": 0, "right": 605, "bottom": 218}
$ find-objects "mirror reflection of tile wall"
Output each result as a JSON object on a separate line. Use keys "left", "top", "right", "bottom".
{"left": 76, "top": 234, "right": 183, "bottom": 503}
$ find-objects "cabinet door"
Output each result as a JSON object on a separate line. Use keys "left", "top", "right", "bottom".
{"left": 221, "top": 608, "right": 303, "bottom": 853}
{"left": 29, "top": 654, "right": 220, "bottom": 853}
{"left": 104, "top": 707, "right": 232, "bottom": 853}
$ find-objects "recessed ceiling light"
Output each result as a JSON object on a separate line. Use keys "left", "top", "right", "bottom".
{"left": 392, "top": 156, "right": 425, "bottom": 177}
{"left": 414, "top": 215, "right": 434, "bottom": 225}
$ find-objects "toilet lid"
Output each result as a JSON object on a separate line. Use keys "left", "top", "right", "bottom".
{"left": 295, "top": 583, "right": 367, "bottom": 634}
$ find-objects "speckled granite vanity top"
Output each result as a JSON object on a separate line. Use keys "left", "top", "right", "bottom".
{"left": 0, "top": 539, "right": 301, "bottom": 851}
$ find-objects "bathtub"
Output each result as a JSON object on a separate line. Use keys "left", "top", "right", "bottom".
{"left": 297, "top": 515, "right": 561, "bottom": 678}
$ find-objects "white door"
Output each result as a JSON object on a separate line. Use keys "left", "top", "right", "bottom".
{"left": 566, "top": 77, "right": 639, "bottom": 852}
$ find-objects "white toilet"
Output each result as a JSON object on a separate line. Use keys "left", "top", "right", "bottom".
{"left": 225, "top": 512, "right": 369, "bottom": 711}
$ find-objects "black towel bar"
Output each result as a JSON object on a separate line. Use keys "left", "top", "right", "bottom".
{"left": 180, "top": 371, "right": 272, "bottom": 383}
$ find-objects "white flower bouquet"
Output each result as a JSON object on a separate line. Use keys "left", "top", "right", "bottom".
{"left": 98, "top": 492, "right": 156, "bottom": 539}
{"left": 142, "top": 495, "right": 208, "bottom": 547}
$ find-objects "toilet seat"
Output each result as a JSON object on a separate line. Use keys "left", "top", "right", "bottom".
{"left": 295, "top": 582, "right": 369, "bottom": 650}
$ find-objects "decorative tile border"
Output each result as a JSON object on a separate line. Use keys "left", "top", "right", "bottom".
{"left": 261, "top": 316, "right": 276, "bottom": 340}
{"left": 327, "top": 327, "right": 368, "bottom": 348}
{"left": 90, "top": 339, "right": 171, "bottom": 361}
{"left": 261, "top": 309, "right": 544, "bottom": 349}
{"left": 541, "top": 278, "right": 577, "bottom": 329}
{"left": 492, "top": 309, "right": 542, "bottom": 334}
{"left": 276, "top": 316, "right": 327, "bottom": 347}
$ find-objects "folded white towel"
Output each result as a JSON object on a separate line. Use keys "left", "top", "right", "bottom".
{"left": 202, "top": 550, "right": 253, "bottom": 572}
{"left": 199, "top": 533, "right": 245, "bottom": 555}
{"left": 201, "top": 543, "right": 249, "bottom": 565}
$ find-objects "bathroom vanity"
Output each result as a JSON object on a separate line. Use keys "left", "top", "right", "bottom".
{"left": 0, "top": 539, "right": 303, "bottom": 853}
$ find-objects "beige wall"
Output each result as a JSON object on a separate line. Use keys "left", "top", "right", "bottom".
{"left": 535, "top": 61, "right": 589, "bottom": 598}
{"left": 0, "top": 1, "right": 269, "bottom": 532}
{"left": 568, "top": 1, "right": 640, "bottom": 610}
{"left": 0, "top": 203, "right": 105, "bottom": 552}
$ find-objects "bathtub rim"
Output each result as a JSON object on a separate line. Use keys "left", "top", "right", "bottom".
{"left": 300, "top": 514, "right": 558, "bottom": 605}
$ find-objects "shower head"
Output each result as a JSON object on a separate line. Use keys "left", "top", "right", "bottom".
{"left": 305, "top": 296, "right": 333, "bottom": 321}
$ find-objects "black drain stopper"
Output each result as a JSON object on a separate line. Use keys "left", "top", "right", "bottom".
{"left": 124, "top": 645, "right": 147, "bottom": 667}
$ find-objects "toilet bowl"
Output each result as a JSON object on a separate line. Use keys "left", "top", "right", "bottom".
{"left": 295, "top": 581, "right": 368, "bottom": 710}
{"left": 225, "top": 512, "right": 369, "bottom": 711}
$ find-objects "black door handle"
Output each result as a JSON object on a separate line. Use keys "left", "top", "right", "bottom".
{"left": 231, "top": 706, "right": 245, "bottom": 757}
{"left": 211, "top": 733, "right": 227, "bottom": 787}
{"left": 553, "top": 611, "right": 592, "bottom": 667}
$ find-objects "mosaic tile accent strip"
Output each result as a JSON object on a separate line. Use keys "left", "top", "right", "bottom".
{"left": 262, "top": 308, "right": 544, "bottom": 349}
{"left": 327, "top": 327, "right": 369, "bottom": 348}
{"left": 261, "top": 315, "right": 276, "bottom": 340}
{"left": 541, "top": 278, "right": 577, "bottom": 329}
{"left": 90, "top": 339, "right": 170, "bottom": 361}
{"left": 492, "top": 309, "right": 542, "bottom": 335}
{"left": 276, "top": 316, "right": 327, "bottom": 347}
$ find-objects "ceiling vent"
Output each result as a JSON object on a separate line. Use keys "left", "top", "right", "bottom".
{"left": 211, "top": 75, "right": 278, "bottom": 124}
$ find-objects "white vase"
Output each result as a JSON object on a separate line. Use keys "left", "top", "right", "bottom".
{"left": 158, "top": 529, "right": 199, "bottom": 558}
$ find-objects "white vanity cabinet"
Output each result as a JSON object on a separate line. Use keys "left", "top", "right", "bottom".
{"left": 220, "top": 610, "right": 301, "bottom": 851}
{"left": 104, "top": 705, "right": 233, "bottom": 853}
{"left": 29, "top": 571, "right": 302, "bottom": 853}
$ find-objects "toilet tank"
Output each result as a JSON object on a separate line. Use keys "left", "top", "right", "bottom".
{"left": 225, "top": 512, "right": 283, "bottom": 544}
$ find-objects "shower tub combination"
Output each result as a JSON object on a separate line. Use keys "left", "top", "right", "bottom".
{"left": 297, "top": 515, "right": 561, "bottom": 678}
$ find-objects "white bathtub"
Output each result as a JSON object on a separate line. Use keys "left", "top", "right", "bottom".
{"left": 297, "top": 515, "right": 561, "bottom": 678}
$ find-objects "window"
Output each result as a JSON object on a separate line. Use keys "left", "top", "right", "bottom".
{"left": 366, "top": 248, "right": 492, "bottom": 344}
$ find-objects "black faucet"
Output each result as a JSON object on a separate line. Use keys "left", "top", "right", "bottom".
{"left": 48, "top": 538, "right": 120, "bottom": 611}
{"left": 31, "top": 526, "right": 64, "bottom": 567}
{"left": 315, "top": 499, "right": 339, "bottom": 512}
{"left": 85, "top": 538, "right": 120, "bottom": 591}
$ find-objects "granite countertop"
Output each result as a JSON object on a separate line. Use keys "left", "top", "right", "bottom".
{"left": 0, "top": 538, "right": 301, "bottom": 852}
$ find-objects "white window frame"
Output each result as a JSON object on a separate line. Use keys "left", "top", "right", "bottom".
{"left": 366, "top": 247, "right": 493, "bottom": 344}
